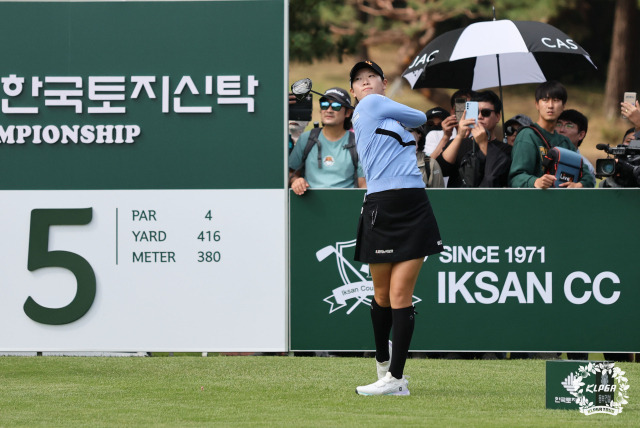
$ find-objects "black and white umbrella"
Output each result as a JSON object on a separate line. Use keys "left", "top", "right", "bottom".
{"left": 402, "top": 19, "right": 597, "bottom": 91}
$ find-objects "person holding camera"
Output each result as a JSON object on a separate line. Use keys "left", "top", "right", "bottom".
{"left": 423, "top": 89, "right": 475, "bottom": 160}
{"left": 597, "top": 128, "right": 640, "bottom": 188}
{"left": 437, "top": 90, "right": 512, "bottom": 188}
{"left": 621, "top": 99, "right": 640, "bottom": 131}
{"left": 508, "top": 81, "right": 595, "bottom": 188}
{"left": 594, "top": 98, "right": 640, "bottom": 188}
{"left": 288, "top": 87, "right": 366, "bottom": 195}
{"left": 288, "top": 94, "right": 310, "bottom": 153}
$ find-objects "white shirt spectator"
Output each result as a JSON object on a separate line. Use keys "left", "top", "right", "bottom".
{"left": 423, "top": 128, "right": 457, "bottom": 156}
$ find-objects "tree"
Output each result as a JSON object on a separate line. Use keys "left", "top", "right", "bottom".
{"left": 603, "top": 0, "right": 638, "bottom": 118}
{"left": 290, "top": 1, "right": 566, "bottom": 70}
{"left": 289, "top": 0, "right": 363, "bottom": 63}
{"left": 291, "top": 0, "right": 632, "bottom": 108}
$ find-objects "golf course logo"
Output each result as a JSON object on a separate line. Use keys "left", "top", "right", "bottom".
{"left": 317, "top": 239, "right": 421, "bottom": 315}
{"left": 566, "top": 362, "right": 629, "bottom": 415}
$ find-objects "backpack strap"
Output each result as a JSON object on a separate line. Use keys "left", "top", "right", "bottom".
{"left": 424, "top": 155, "right": 431, "bottom": 180}
{"left": 523, "top": 125, "right": 556, "bottom": 174}
{"left": 298, "top": 127, "right": 323, "bottom": 178}
{"left": 524, "top": 125, "right": 551, "bottom": 149}
{"left": 344, "top": 131, "right": 359, "bottom": 187}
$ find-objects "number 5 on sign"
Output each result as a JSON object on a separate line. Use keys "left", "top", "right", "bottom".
{"left": 26, "top": 208, "right": 96, "bottom": 325}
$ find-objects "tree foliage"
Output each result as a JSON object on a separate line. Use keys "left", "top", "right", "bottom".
{"left": 290, "top": 0, "right": 640, "bottom": 115}
{"left": 290, "top": 0, "right": 571, "bottom": 71}
{"left": 289, "top": 0, "right": 363, "bottom": 63}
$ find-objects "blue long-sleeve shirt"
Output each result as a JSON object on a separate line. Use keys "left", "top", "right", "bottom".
{"left": 351, "top": 94, "right": 426, "bottom": 194}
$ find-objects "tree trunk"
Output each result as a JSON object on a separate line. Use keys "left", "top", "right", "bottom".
{"left": 355, "top": 7, "right": 369, "bottom": 60}
{"left": 603, "top": 0, "right": 635, "bottom": 118}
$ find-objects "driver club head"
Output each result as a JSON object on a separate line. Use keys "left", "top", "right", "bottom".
{"left": 291, "top": 78, "right": 313, "bottom": 100}
{"left": 291, "top": 78, "right": 325, "bottom": 100}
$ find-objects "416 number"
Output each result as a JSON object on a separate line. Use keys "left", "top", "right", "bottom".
{"left": 197, "top": 231, "right": 220, "bottom": 242}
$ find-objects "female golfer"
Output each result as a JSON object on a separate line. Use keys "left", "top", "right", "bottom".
{"left": 349, "top": 61, "right": 443, "bottom": 396}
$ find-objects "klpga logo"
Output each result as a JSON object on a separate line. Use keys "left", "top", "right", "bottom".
{"left": 566, "top": 362, "right": 630, "bottom": 416}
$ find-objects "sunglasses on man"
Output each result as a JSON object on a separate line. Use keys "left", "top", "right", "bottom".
{"left": 505, "top": 125, "right": 519, "bottom": 137}
{"left": 320, "top": 101, "right": 343, "bottom": 111}
{"left": 479, "top": 108, "right": 495, "bottom": 118}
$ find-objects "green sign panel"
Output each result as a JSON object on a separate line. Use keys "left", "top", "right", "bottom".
{"left": 291, "top": 189, "right": 640, "bottom": 352}
{"left": 0, "top": 1, "right": 285, "bottom": 190}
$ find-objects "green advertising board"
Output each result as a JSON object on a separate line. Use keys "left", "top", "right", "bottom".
{"left": 290, "top": 189, "right": 640, "bottom": 352}
{"left": 0, "top": 0, "right": 285, "bottom": 190}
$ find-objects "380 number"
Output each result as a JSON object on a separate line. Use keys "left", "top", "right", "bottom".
{"left": 197, "top": 251, "right": 221, "bottom": 263}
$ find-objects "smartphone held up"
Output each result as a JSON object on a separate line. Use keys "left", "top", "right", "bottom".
{"left": 465, "top": 101, "right": 478, "bottom": 128}
{"left": 454, "top": 98, "right": 466, "bottom": 121}
{"left": 623, "top": 92, "right": 636, "bottom": 119}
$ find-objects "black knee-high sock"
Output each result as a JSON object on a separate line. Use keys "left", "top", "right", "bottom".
{"left": 389, "top": 306, "right": 415, "bottom": 379}
{"left": 370, "top": 298, "right": 392, "bottom": 363}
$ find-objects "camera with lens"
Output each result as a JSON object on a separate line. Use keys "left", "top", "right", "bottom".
{"left": 595, "top": 140, "right": 640, "bottom": 187}
{"left": 289, "top": 93, "right": 312, "bottom": 121}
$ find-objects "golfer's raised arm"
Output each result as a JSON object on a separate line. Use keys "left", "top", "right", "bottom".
{"left": 375, "top": 95, "right": 426, "bottom": 128}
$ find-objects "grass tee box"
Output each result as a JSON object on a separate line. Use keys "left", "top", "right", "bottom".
{"left": 1, "top": 357, "right": 638, "bottom": 427}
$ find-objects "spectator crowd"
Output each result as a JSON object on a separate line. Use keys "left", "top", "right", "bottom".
{"left": 289, "top": 78, "right": 640, "bottom": 192}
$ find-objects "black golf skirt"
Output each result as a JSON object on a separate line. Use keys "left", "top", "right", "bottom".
{"left": 354, "top": 188, "right": 443, "bottom": 263}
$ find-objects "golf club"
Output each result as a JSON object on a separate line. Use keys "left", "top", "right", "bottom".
{"left": 291, "top": 78, "right": 325, "bottom": 101}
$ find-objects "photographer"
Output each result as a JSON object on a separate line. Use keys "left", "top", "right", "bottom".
{"left": 438, "top": 90, "right": 512, "bottom": 188}
{"left": 596, "top": 134, "right": 640, "bottom": 188}
{"left": 620, "top": 99, "right": 640, "bottom": 131}
{"left": 289, "top": 93, "right": 311, "bottom": 153}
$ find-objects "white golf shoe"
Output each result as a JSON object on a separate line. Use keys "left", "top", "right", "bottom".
{"left": 356, "top": 372, "right": 410, "bottom": 396}
{"left": 376, "top": 340, "right": 392, "bottom": 379}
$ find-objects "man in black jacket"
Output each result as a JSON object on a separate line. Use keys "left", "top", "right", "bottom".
{"left": 436, "top": 90, "right": 512, "bottom": 188}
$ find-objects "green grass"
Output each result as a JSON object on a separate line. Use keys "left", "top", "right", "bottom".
{"left": 0, "top": 356, "right": 637, "bottom": 427}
